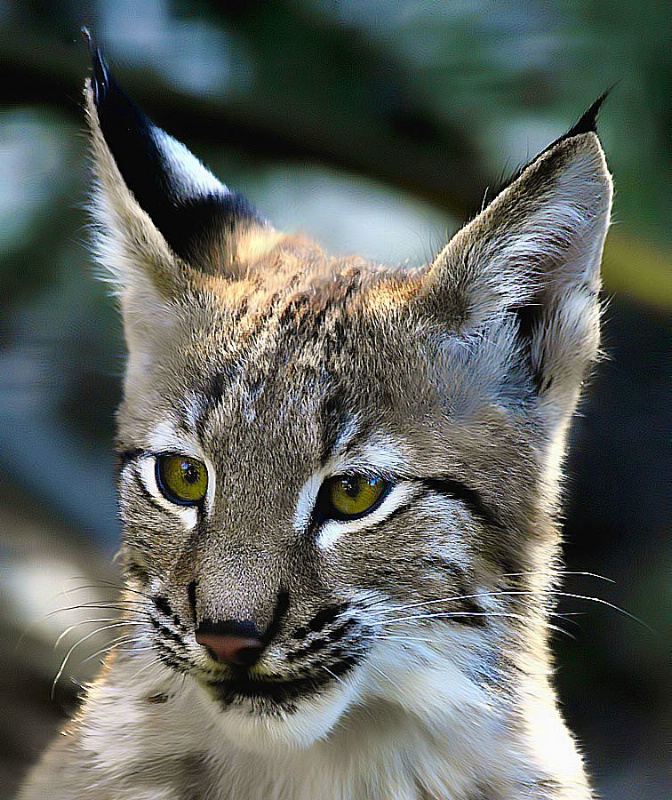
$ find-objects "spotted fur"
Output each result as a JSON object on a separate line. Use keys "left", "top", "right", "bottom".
{"left": 19, "top": 50, "right": 612, "bottom": 800}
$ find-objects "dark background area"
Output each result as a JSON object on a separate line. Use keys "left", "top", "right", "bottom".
{"left": 1, "top": 2, "right": 669, "bottom": 798}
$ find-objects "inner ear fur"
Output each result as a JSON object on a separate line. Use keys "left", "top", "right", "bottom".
{"left": 419, "top": 132, "right": 612, "bottom": 422}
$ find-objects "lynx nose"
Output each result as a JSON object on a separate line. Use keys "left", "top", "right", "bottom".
{"left": 195, "top": 620, "right": 264, "bottom": 667}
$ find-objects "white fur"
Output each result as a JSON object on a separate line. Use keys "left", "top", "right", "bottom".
{"left": 70, "top": 618, "right": 543, "bottom": 800}
{"left": 152, "top": 127, "right": 228, "bottom": 198}
{"left": 315, "top": 482, "right": 415, "bottom": 549}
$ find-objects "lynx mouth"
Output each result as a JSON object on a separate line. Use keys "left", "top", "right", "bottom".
{"left": 206, "top": 656, "right": 361, "bottom": 709}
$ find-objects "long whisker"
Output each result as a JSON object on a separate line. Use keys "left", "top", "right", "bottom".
{"left": 551, "top": 590, "right": 650, "bottom": 630}
{"left": 52, "top": 622, "right": 137, "bottom": 698}
{"left": 83, "top": 635, "right": 153, "bottom": 665}
{"left": 55, "top": 617, "right": 148, "bottom": 648}
{"left": 63, "top": 578, "right": 154, "bottom": 600}
{"left": 365, "top": 659, "right": 405, "bottom": 696}
{"left": 374, "top": 589, "right": 533, "bottom": 615}
{"left": 374, "top": 589, "right": 649, "bottom": 630}
{"left": 321, "top": 664, "right": 347, "bottom": 689}
{"left": 385, "top": 610, "right": 528, "bottom": 625}
{"left": 80, "top": 634, "right": 141, "bottom": 664}
{"left": 130, "top": 655, "right": 165, "bottom": 683}
{"left": 501, "top": 570, "right": 616, "bottom": 584}
{"left": 46, "top": 602, "right": 148, "bottom": 619}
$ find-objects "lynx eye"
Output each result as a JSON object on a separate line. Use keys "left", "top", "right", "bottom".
{"left": 320, "top": 474, "right": 390, "bottom": 521}
{"left": 155, "top": 454, "right": 208, "bottom": 506}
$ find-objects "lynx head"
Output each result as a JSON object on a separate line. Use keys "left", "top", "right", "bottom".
{"left": 85, "top": 48, "right": 611, "bottom": 751}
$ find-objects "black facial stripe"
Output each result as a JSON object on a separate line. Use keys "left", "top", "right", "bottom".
{"left": 197, "top": 364, "right": 243, "bottom": 416}
{"left": 116, "top": 448, "right": 143, "bottom": 474}
{"left": 307, "top": 603, "right": 348, "bottom": 633}
{"left": 132, "top": 470, "right": 167, "bottom": 515}
{"left": 446, "top": 601, "right": 488, "bottom": 627}
{"left": 187, "top": 580, "right": 197, "bottom": 621}
{"left": 146, "top": 692, "right": 170, "bottom": 705}
{"left": 286, "top": 625, "right": 358, "bottom": 663}
{"left": 155, "top": 640, "right": 190, "bottom": 673}
{"left": 286, "top": 637, "right": 329, "bottom": 662}
{"left": 153, "top": 595, "right": 173, "bottom": 617}
{"left": 263, "top": 589, "right": 290, "bottom": 644}
{"left": 150, "top": 615, "right": 185, "bottom": 648}
{"left": 209, "top": 653, "right": 364, "bottom": 707}
{"left": 125, "top": 558, "right": 150, "bottom": 585}
{"left": 328, "top": 619, "right": 356, "bottom": 641}
{"left": 420, "top": 478, "right": 500, "bottom": 531}
{"left": 320, "top": 389, "right": 352, "bottom": 465}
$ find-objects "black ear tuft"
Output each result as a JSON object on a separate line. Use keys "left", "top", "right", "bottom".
{"left": 486, "top": 89, "right": 613, "bottom": 206}
{"left": 82, "top": 27, "right": 110, "bottom": 107}
{"left": 85, "top": 36, "right": 262, "bottom": 264}
{"left": 558, "top": 87, "right": 613, "bottom": 141}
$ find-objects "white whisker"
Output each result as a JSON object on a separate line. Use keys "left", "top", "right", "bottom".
{"left": 52, "top": 622, "right": 138, "bottom": 698}
{"left": 55, "top": 617, "right": 148, "bottom": 648}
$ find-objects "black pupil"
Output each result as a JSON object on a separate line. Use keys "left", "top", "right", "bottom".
{"left": 342, "top": 477, "right": 363, "bottom": 496}
{"left": 181, "top": 461, "right": 200, "bottom": 484}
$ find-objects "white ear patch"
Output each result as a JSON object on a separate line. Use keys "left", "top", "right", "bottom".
{"left": 151, "top": 127, "right": 228, "bottom": 199}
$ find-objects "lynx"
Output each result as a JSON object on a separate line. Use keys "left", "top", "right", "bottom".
{"left": 19, "top": 44, "right": 612, "bottom": 800}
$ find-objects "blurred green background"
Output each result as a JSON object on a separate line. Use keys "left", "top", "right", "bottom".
{"left": 1, "top": 2, "right": 669, "bottom": 798}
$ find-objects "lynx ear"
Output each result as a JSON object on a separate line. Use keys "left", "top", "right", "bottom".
{"left": 85, "top": 44, "right": 263, "bottom": 290}
{"left": 84, "top": 43, "right": 265, "bottom": 381}
{"left": 421, "top": 115, "right": 612, "bottom": 430}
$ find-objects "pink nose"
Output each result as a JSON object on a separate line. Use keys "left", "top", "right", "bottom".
{"left": 195, "top": 631, "right": 264, "bottom": 666}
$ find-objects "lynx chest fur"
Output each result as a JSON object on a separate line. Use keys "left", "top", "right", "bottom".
{"left": 19, "top": 48, "right": 612, "bottom": 800}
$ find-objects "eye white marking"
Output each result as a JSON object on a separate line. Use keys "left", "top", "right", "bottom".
{"left": 354, "top": 437, "right": 408, "bottom": 473}
{"left": 182, "top": 392, "right": 207, "bottom": 433}
{"left": 140, "top": 418, "right": 216, "bottom": 520}
{"left": 316, "top": 483, "right": 416, "bottom": 550}
{"left": 294, "top": 435, "right": 414, "bottom": 548}
{"left": 149, "top": 419, "right": 201, "bottom": 456}
{"left": 294, "top": 470, "right": 324, "bottom": 532}
{"left": 330, "top": 413, "right": 361, "bottom": 457}
{"left": 138, "top": 458, "right": 198, "bottom": 530}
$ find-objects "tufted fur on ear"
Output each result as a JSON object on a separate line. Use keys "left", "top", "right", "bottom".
{"left": 84, "top": 43, "right": 267, "bottom": 384}
{"left": 420, "top": 122, "right": 612, "bottom": 436}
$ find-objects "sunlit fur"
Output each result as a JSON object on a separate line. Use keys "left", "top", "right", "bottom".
{"left": 19, "top": 78, "right": 612, "bottom": 800}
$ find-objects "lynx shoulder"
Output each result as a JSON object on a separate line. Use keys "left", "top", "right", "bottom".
{"left": 19, "top": 46, "right": 612, "bottom": 800}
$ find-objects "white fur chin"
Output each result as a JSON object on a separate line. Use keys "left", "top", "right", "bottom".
{"left": 207, "top": 676, "right": 362, "bottom": 753}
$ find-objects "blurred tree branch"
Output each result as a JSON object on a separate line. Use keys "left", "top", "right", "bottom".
{"left": 0, "top": 27, "right": 485, "bottom": 216}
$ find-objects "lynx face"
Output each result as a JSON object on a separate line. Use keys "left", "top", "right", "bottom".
{"left": 86, "top": 51, "right": 611, "bottom": 750}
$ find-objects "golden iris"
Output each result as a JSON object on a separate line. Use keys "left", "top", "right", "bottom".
{"left": 324, "top": 474, "right": 389, "bottom": 520}
{"left": 156, "top": 454, "right": 208, "bottom": 506}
